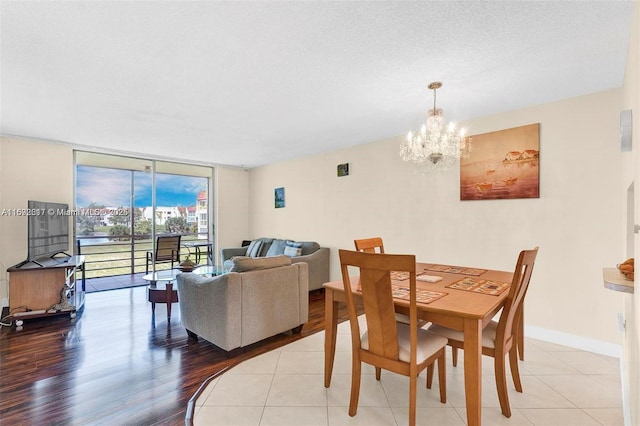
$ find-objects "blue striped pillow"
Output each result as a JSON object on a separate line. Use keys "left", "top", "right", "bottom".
{"left": 283, "top": 241, "right": 302, "bottom": 257}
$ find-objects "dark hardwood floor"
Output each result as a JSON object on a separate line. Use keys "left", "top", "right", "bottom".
{"left": 0, "top": 285, "right": 346, "bottom": 425}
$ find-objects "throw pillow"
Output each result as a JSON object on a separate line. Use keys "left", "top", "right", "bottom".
{"left": 246, "top": 240, "right": 263, "bottom": 258}
{"left": 283, "top": 241, "right": 302, "bottom": 257}
{"left": 229, "top": 255, "right": 292, "bottom": 272}
{"left": 297, "top": 241, "right": 320, "bottom": 255}
{"left": 265, "top": 239, "right": 288, "bottom": 257}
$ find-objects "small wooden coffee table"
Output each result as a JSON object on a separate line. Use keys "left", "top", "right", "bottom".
{"left": 143, "top": 270, "right": 181, "bottom": 322}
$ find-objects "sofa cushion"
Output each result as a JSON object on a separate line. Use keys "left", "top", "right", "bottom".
{"left": 265, "top": 239, "right": 288, "bottom": 257}
{"left": 229, "top": 255, "right": 292, "bottom": 272}
{"left": 284, "top": 241, "right": 303, "bottom": 257}
{"left": 246, "top": 240, "right": 263, "bottom": 258}
{"left": 297, "top": 241, "right": 320, "bottom": 255}
{"left": 256, "top": 238, "right": 274, "bottom": 256}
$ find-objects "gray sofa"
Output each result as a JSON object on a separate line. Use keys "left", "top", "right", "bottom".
{"left": 220, "top": 237, "right": 329, "bottom": 291}
{"left": 176, "top": 255, "right": 309, "bottom": 352}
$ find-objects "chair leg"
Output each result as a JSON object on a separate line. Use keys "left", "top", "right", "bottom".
{"left": 494, "top": 353, "right": 512, "bottom": 418}
{"left": 409, "top": 373, "right": 417, "bottom": 426}
{"left": 509, "top": 345, "right": 523, "bottom": 392}
{"left": 438, "top": 352, "right": 446, "bottom": 403}
{"left": 426, "top": 364, "right": 434, "bottom": 389}
{"left": 452, "top": 346, "right": 458, "bottom": 367}
{"left": 348, "top": 356, "right": 361, "bottom": 417}
{"left": 375, "top": 367, "right": 381, "bottom": 380}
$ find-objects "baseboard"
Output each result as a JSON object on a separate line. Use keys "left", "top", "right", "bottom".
{"left": 525, "top": 325, "right": 622, "bottom": 358}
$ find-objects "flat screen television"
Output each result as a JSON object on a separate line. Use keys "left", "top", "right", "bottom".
{"left": 27, "top": 200, "right": 70, "bottom": 263}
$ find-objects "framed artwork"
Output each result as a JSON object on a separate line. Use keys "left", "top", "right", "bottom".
{"left": 337, "top": 163, "right": 349, "bottom": 177}
{"left": 460, "top": 123, "right": 540, "bottom": 201}
{"left": 274, "top": 187, "right": 285, "bottom": 208}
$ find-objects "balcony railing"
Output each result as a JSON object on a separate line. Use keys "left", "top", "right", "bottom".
{"left": 76, "top": 233, "right": 211, "bottom": 279}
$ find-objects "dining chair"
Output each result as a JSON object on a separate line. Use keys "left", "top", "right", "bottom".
{"left": 338, "top": 249, "right": 447, "bottom": 426}
{"left": 146, "top": 235, "right": 181, "bottom": 273}
{"left": 428, "top": 247, "right": 538, "bottom": 418}
{"left": 355, "top": 237, "right": 429, "bottom": 329}
{"left": 354, "top": 237, "right": 385, "bottom": 253}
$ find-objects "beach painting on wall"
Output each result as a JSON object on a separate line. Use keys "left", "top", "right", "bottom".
{"left": 460, "top": 123, "right": 540, "bottom": 201}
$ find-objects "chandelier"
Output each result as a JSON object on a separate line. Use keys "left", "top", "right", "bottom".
{"left": 400, "top": 82, "right": 472, "bottom": 170}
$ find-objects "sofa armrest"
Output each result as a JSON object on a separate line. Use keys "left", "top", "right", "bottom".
{"left": 291, "top": 247, "right": 330, "bottom": 291}
{"left": 220, "top": 246, "right": 248, "bottom": 263}
{"left": 176, "top": 272, "right": 242, "bottom": 351}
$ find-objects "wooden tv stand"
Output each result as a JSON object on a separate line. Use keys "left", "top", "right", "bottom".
{"left": 7, "top": 255, "right": 85, "bottom": 324}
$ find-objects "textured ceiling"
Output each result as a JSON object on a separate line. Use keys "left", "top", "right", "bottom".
{"left": 0, "top": 1, "right": 634, "bottom": 168}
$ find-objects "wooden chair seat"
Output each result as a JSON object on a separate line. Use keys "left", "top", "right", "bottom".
{"left": 429, "top": 320, "right": 500, "bottom": 349}
{"left": 361, "top": 324, "right": 447, "bottom": 363}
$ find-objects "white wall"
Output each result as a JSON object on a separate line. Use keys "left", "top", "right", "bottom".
{"left": 249, "top": 89, "right": 625, "bottom": 350}
{"left": 0, "top": 136, "right": 75, "bottom": 305}
{"left": 214, "top": 165, "right": 250, "bottom": 264}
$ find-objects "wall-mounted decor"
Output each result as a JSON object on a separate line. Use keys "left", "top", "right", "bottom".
{"left": 621, "top": 109, "right": 632, "bottom": 152}
{"left": 337, "top": 163, "right": 349, "bottom": 177}
{"left": 460, "top": 123, "right": 540, "bottom": 201}
{"left": 274, "top": 187, "right": 285, "bottom": 208}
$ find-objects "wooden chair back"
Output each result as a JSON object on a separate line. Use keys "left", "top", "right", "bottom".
{"left": 353, "top": 237, "right": 385, "bottom": 254}
{"left": 495, "top": 247, "right": 538, "bottom": 357}
{"left": 155, "top": 235, "right": 181, "bottom": 262}
{"left": 339, "top": 249, "right": 418, "bottom": 363}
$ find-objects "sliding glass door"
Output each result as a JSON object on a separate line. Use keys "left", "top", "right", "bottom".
{"left": 74, "top": 152, "right": 213, "bottom": 278}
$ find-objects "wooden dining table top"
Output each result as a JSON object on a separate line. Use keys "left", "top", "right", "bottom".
{"left": 323, "top": 262, "right": 514, "bottom": 320}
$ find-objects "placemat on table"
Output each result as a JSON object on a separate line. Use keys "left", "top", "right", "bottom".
{"left": 391, "top": 284, "right": 448, "bottom": 304}
{"left": 391, "top": 271, "right": 442, "bottom": 282}
{"left": 390, "top": 271, "right": 410, "bottom": 281}
{"left": 424, "top": 264, "right": 487, "bottom": 276}
{"left": 446, "top": 277, "right": 510, "bottom": 296}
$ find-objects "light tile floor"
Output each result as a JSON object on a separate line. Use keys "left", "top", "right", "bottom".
{"left": 194, "top": 318, "right": 624, "bottom": 426}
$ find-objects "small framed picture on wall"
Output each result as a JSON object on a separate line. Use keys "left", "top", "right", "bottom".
{"left": 274, "top": 187, "right": 285, "bottom": 208}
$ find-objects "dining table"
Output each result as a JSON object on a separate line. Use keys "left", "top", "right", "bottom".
{"left": 323, "top": 262, "right": 514, "bottom": 426}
